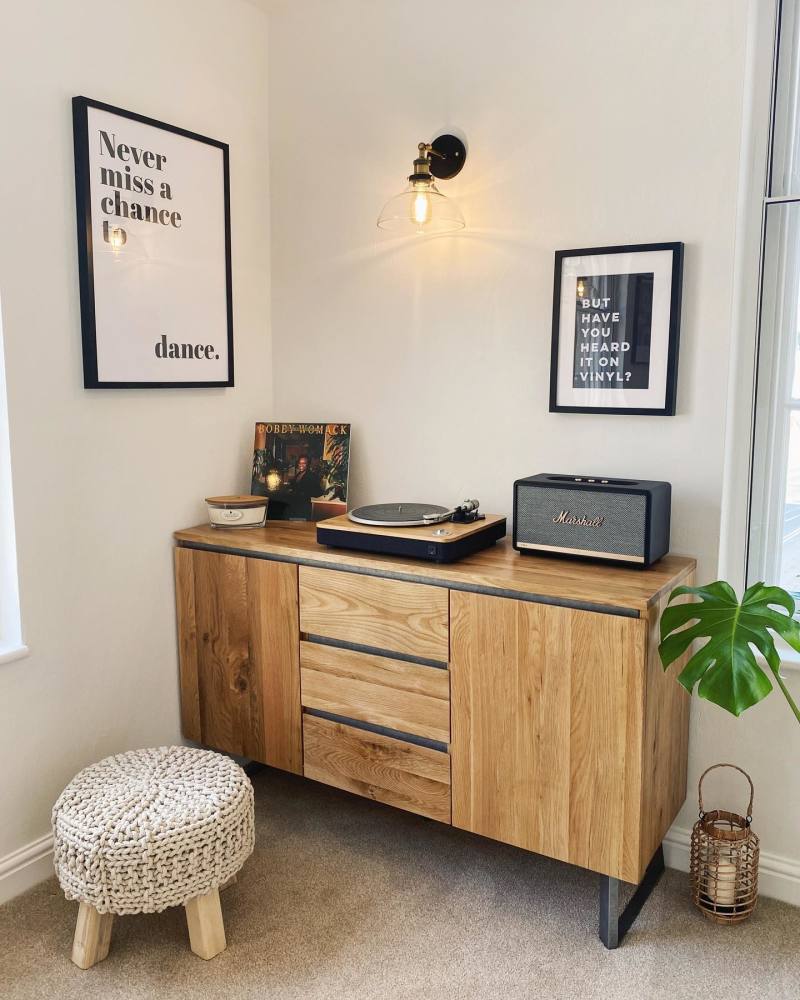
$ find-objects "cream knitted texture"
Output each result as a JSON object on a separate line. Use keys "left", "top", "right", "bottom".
{"left": 52, "top": 746, "right": 254, "bottom": 915}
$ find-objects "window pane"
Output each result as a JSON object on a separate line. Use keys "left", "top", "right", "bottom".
{"left": 780, "top": 412, "right": 800, "bottom": 593}
{"left": 771, "top": 0, "right": 800, "bottom": 196}
{"left": 748, "top": 200, "right": 800, "bottom": 585}
{"left": 793, "top": 325, "right": 800, "bottom": 399}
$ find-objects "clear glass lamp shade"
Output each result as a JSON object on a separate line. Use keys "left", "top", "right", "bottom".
{"left": 377, "top": 180, "right": 465, "bottom": 235}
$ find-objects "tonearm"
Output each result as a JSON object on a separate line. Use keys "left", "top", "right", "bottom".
{"left": 422, "top": 499, "right": 484, "bottom": 525}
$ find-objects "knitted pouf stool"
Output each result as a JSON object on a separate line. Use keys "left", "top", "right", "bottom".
{"left": 52, "top": 746, "right": 254, "bottom": 968}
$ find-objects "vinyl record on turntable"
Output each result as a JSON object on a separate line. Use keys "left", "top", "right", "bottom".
{"left": 348, "top": 503, "right": 450, "bottom": 527}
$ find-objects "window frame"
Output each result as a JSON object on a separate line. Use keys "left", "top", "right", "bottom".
{"left": 745, "top": 0, "right": 800, "bottom": 597}
{"left": 719, "top": 0, "right": 779, "bottom": 586}
{"left": 747, "top": 201, "right": 800, "bottom": 590}
{"left": 717, "top": 0, "right": 800, "bottom": 670}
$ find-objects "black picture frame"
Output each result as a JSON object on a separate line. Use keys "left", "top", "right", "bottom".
{"left": 549, "top": 242, "right": 683, "bottom": 416}
{"left": 72, "top": 96, "right": 234, "bottom": 389}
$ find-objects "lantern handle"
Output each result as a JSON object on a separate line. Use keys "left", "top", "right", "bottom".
{"left": 698, "top": 763, "right": 754, "bottom": 823}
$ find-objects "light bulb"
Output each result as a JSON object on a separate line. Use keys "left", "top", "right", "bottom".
{"left": 377, "top": 171, "right": 465, "bottom": 235}
{"left": 412, "top": 189, "right": 432, "bottom": 229}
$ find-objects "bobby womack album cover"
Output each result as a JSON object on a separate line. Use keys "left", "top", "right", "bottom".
{"left": 251, "top": 422, "right": 351, "bottom": 520}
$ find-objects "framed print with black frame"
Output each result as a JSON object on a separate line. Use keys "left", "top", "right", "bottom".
{"left": 549, "top": 242, "right": 683, "bottom": 415}
{"left": 73, "top": 96, "right": 234, "bottom": 388}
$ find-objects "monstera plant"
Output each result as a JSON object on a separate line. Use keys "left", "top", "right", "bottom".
{"left": 659, "top": 580, "right": 800, "bottom": 725}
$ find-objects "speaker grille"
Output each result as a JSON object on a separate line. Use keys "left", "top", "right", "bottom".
{"left": 516, "top": 486, "right": 647, "bottom": 559}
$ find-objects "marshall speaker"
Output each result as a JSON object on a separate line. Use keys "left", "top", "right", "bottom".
{"left": 513, "top": 474, "right": 671, "bottom": 568}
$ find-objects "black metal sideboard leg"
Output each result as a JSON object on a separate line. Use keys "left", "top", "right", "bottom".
{"left": 243, "top": 760, "right": 267, "bottom": 778}
{"left": 598, "top": 844, "right": 665, "bottom": 949}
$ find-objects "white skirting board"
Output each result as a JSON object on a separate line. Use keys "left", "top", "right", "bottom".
{"left": 0, "top": 833, "right": 54, "bottom": 905}
{"left": 0, "top": 827, "right": 798, "bottom": 908}
{"left": 664, "top": 826, "right": 800, "bottom": 907}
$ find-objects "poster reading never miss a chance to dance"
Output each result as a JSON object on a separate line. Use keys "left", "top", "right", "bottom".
{"left": 73, "top": 97, "right": 233, "bottom": 388}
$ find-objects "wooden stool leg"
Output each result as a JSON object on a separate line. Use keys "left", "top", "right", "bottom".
{"left": 184, "top": 889, "right": 226, "bottom": 960}
{"left": 72, "top": 902, "right": 114, "bottom": 969}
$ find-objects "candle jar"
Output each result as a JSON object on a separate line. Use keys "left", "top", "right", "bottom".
{"left": 205, "top": 495, "right": 268, "bottom": 529}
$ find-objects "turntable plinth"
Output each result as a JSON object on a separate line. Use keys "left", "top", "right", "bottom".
{"left": 316, "top": 512, "right": 507, "bottom": 563}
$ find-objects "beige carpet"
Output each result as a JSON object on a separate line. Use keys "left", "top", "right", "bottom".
{"left": 2, "top": 766, "right": 798, "bottom": 1000}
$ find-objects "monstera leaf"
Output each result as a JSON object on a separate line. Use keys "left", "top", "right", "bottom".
{"left": 659, "top": 580, "right": 800, "bottom": 724}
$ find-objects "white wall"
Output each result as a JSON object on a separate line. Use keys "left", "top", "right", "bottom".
{"left": 267, "top": 0, "right": 800, "bottom": 897}
{"left": 0, "top": 0, "right": 270, "bottom": 892}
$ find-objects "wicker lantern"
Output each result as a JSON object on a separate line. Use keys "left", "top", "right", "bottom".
{"left": 690, "top": 764, "right": 759, "bottom": 924}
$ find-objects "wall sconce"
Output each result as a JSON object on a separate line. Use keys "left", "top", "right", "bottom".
{"left": 377, "top": 134, "right": 467, "bottom": 235}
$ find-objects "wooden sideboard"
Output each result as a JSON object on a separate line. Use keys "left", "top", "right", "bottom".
{"left": 173, "top": 521, "right": 694, "bottom": 948}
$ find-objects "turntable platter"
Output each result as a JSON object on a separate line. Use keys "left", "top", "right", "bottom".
{"left": 348, "top": 503, "right": 449, "bottom": 527}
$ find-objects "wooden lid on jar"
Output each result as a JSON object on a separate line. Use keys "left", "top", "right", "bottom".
{"left": 205, "top": 495, "right": 267, "bottom": 508}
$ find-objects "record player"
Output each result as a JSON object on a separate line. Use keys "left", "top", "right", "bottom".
{"left": 317, "top": 499, "right": 506, "bottom": 563}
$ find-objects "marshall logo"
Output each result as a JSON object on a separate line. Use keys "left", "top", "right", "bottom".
{"left": 552, "top": 510, "right": 605, "bottom": 528}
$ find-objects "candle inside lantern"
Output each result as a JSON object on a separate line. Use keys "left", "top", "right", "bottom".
{"left": 711, "top": 860, "right": 737, "bottom": 907}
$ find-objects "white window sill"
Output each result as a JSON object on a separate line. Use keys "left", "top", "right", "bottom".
{"left": 767, "top": 636, "right": 800, "bottom": 673}
{"left": 775, "top": 653, "right": 800, "bottom": 673}
{"left": 0, "top": 642, "right": 29, "bottom": 665}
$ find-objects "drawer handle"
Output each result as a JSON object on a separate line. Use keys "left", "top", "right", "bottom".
{"left": 303, "top": 633, "right": 448, "bottom": 670}
{"left": 303, "top": 708, "right": 448, "bottom": 754}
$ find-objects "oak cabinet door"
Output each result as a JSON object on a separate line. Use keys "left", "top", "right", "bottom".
{"left": 174, "top": 547, "right": 302, "bottom": 773}
{"left": 449, "top": 590, "right": 647, "bottom": 882}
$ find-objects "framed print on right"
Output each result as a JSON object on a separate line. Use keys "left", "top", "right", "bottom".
{"left": 549, "top": 242, "right": 683, "bottom": 415}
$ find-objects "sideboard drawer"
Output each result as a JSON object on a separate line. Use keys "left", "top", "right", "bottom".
{"left": 302, "top": 714, "right": 451, "bottom": 823}
{"left": 299, "top": 566, "right": 449, "bottom": 661}
{"left": 300, "top": 640, "right": 450, "bottom": 743}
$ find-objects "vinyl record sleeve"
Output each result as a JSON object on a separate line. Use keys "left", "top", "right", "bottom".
{"left": 250, "top": 422, "right": 351, "bottom": 521}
